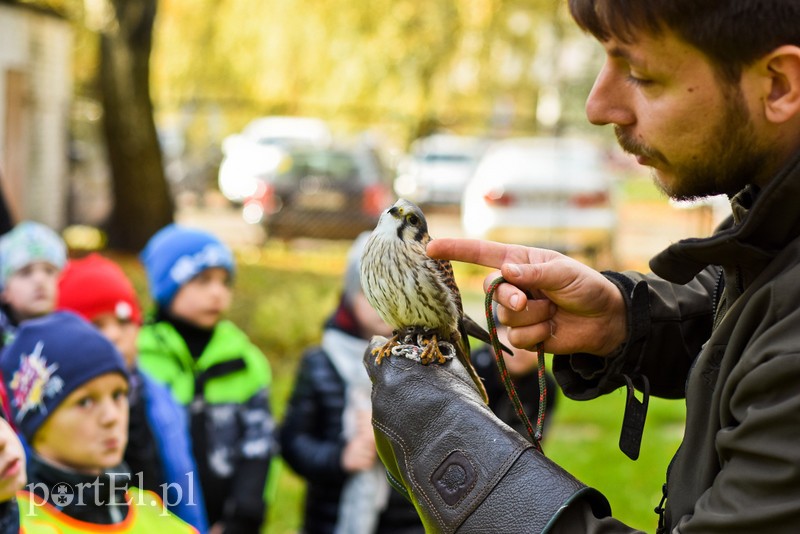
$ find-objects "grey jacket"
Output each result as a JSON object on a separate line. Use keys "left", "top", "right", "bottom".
{"left": 554, "top": 149, "right": 800, "bottom": 532}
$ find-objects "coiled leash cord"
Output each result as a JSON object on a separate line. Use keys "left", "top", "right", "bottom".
{"left": 486, "top": 276, "right": 546, "bottom": 453}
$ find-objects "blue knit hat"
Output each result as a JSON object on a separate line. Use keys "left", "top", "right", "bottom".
{"left": 0, "top": 221, "right": 67, "bottom": 288}
{"left": 140, "top": 224, "right": 235, "bottom": 309}
{"left": 0, "top": 311, "right": 128, "bottom": 441}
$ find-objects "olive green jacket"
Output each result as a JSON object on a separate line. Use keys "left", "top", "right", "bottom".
{"left": 554, "top": 150, "right": 800, "bottom": 533}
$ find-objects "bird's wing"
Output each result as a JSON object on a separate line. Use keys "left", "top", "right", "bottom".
{"left": 432, "top": 257, "right": 464, "bottom": 314}
{"left": 433, "top": 256, "right": 513, "bottom": 356}
{"left": 456, "top": 318, "right": 490, "bottom": 404}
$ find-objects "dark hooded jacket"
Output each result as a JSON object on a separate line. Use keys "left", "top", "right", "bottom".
{"left": 278, "top": 301, "right": 424, "bottom": 534}
{"left": 553, "top": 148, "right": 800, "bottom": 532}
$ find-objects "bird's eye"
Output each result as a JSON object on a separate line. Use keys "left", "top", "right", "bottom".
{"left": 407, "top": 214, "right": 419, "bottom": 226}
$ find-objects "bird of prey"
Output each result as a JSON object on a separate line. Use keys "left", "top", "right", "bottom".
{"left": 361, "top": 198, "right": 504, "bottom": 403}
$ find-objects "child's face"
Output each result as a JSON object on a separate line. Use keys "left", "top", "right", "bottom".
{"left": 1, "top": 262, "right": 60, "bottom": 321}
{"left": 169, "top": 267, "right": 232, "bottom": 329}
{"left": 0, "top": 416, "right": 26, "bottom": 502}
{"left": 92, "top": 313, "right": 140, "bottom": 369}
{"left": 32, "top": 373, "right": 129, "bottom": 476}
{"left": 352, "top": 291, "right": 393, "bottom": 339}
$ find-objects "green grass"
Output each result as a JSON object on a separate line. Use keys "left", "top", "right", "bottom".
{"left": 113, "top": 243, "right": 684, "bottom": 533}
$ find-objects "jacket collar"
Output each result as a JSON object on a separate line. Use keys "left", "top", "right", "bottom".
{"left": 650, "top": 148, "right": 800, "bottom": 284}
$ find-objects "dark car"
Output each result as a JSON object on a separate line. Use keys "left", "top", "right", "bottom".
{"left": 241, "top": 144, "right": 394, "bottom": 241}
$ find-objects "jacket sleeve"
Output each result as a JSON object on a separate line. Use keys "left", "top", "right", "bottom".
{"left": 142, "top": 373, "right": 209, "bottom": 533}
{"left": 278, "top": 352, "right": 347, "bottom": 483}
{"left": 554, "top": 265, "right": 719, "bottom": 400}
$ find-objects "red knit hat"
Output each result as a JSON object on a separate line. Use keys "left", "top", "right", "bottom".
{"left": 56, "top": 253, "right": 143, "bottom": 325}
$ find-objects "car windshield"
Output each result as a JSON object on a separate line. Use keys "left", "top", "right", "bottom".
{"left": 274, "top": 150, "right": 361, "bottom": 185}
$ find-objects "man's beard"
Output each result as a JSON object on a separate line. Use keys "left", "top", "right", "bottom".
{"left": 615, "top": 87, "right": 771, "bottom": 201}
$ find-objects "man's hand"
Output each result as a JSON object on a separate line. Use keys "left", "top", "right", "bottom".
{"left": 427, "top": 238, "right": 627, "bottom": 357}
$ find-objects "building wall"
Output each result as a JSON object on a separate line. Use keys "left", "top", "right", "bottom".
{"left": 0, "top": 3, "right": 72, "bottom": 229}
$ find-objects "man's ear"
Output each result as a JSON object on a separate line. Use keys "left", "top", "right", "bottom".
{"left": 761, "top": 45, "right": 800, "bottom": 124}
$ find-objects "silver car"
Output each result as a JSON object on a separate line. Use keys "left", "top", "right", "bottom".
{"left": 461, "top": 137, "right": 617, "bottom": 263}
{"left": 394, "top": 134, "right": 487, "bottom": 206}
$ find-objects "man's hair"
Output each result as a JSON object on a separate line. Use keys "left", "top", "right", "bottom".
{"left": 569, "top": 0, "right": 800, "bottom": 82}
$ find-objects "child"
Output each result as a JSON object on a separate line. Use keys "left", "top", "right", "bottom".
{"left": 279, "top": 233, "right": 424, "bottom": 534}
{"left": 138, "top": 224, "right": 274, "bottom": 533}
{"left": 0, "top": 311, "right": 198, "bottom": 531}
{"left": 0, "top": 416, "right": 25, "bottom": 533}
{"left": 0, "top": 221, "right": 66, "bottom": 345}
{"left": 56, "top": 253, "right": 209, "bottom": 532}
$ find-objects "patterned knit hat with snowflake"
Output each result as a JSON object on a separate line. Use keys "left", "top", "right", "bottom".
{"left": 0, "top": 311, "right": 128, "bottom": 441}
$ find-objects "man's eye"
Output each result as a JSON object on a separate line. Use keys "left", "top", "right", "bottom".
{"left": 626, "top": 74, "right": 653, "bottom": 87}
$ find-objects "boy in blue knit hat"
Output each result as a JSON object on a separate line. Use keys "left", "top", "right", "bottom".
{"left": 138, "top": 224, "right": 274, "bottom": 534}
{"left": 0, "top": 221, "right": 67, "bottom": 346}
{"left": 0, "top": 311, "right": 197, "bottom": 532}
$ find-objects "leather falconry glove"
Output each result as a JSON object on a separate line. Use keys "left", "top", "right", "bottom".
{"left": 364, "top": 336, "right": 611, "bottom": 533}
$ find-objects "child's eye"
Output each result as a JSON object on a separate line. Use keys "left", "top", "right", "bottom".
{"left": 113, "top": 388, "right": 129, "bottom": 402}
{"left": 77, "top": 396, "right": 94, "bottom": 408}
{"left": 15, "top": 265, "right": 34, "bottom": 278}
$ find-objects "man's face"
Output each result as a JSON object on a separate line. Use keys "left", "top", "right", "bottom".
{"left": 586, "top": 29, "right": 774, "bottom": 200}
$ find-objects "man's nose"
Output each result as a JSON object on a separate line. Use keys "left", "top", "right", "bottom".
{"left": 585, "top": 61, "right": 635, "bottom": 127}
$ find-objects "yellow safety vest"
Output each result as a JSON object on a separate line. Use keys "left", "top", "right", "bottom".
{"left": 16, "top": 487, "right": 198, "bottom": 533}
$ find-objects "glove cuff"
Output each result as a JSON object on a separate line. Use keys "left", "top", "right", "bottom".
{"left": 371, "top": 357, "right": 610, "bottom": 533}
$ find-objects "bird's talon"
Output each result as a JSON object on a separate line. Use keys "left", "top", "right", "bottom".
{"left": 373, "top": 334, "right": 400, "bottom": 365}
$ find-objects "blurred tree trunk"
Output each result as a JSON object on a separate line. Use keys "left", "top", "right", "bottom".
{"left": 99, "top": 0, "right": 173, "bottom": 251}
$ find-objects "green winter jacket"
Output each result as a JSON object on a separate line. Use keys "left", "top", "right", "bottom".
{"left": 138, "top": 319, "right": 271, "bottom": 405}
{"left": 137, "top": 319, "right": 274, "bottom": 530}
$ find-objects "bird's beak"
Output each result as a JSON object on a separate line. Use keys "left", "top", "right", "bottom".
{"left": 389, "top": 206, "right": 402, "bottom": 218}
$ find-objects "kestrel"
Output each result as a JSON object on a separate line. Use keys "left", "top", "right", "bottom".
{"left": 361, "top": 198, "right": 504, "bottom": 403}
